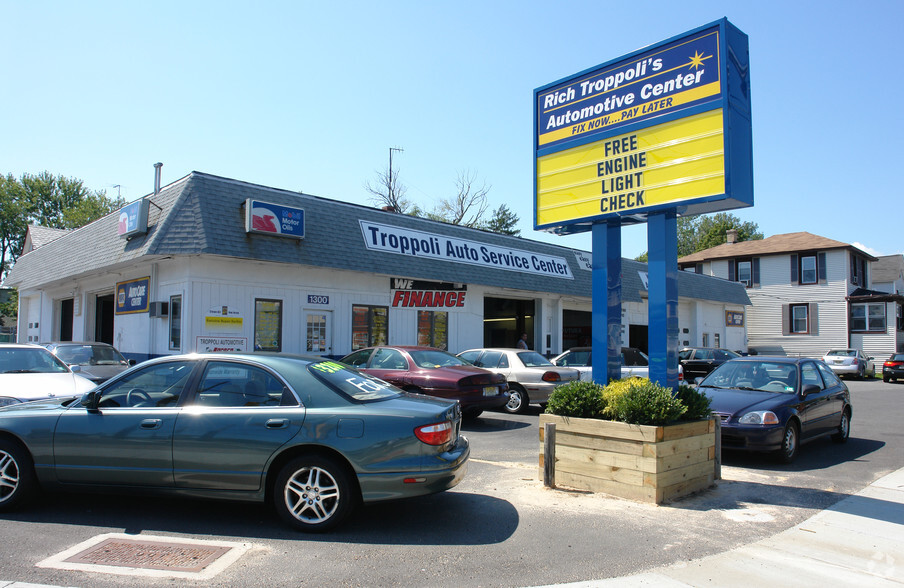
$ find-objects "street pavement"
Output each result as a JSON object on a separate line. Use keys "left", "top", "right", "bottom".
{"left": 545, "top": 467, "right": 904, "bottom": 587}
{"left": 3, "top": 467, "right": 902, "bottom": 587}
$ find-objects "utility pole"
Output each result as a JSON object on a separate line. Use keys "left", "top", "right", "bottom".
{"left": 389, "top": 147, "right": 403, "bottom": 210}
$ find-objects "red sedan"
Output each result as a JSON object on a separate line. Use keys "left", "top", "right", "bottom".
{"left": 340, "top": 346, "right": 508, "bottom": 419}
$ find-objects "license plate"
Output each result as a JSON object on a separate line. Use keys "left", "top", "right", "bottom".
{"left": 483, "top": 386, "right": 498, "bottom": 396}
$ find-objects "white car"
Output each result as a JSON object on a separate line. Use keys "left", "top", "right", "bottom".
{"left": 551, "top": 347, "right": 684, "bottom": 383}
{"left": 822, "top": 349, "right": 875, "bottom": 379}
{"left": 456, "top": 348, "right": 580, "bottom": 414}
{"left": 0, "top": 343, "right": 97, "bottom": 406}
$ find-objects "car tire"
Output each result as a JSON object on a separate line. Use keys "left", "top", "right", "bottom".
{"left": 776, "top": 421, "right": 799, "bottom": 464}
{"left": 503, "top": 384, "right": 529, "bottom": 414}
{"left": 0, "top": 440, "right": 38, "bottom": 512}
{"left": 884, "top": 375, "right": 891, "bottom": 383}
{"left": 832, "top": 408, "right": 851, "bottom": 443}
{"left": 273, "top": 454, "right": 357, "bottom": 532}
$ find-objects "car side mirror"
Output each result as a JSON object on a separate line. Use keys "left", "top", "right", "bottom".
{"left": 801, "top": 384, "right": 821, "bottom": 397}
{"left": 694, "top": 377, "right": 704, "bottom": 386}
{"left": 128, "top": 359, "right": 137, "bottom": 366}
{"left": 70, "top": 364, "right": 81, "bottom": 373}
{"left": 81, "top": 390, "right": 100, "bottom": 411}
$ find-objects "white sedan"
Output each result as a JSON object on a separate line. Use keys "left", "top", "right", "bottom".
{"left": 457, "top": 348, "right": 580, "bottom": 414}
{"left": 551, "top": 346, "right": 684, "bottom": 383}
{"left": 0, "top": 343, "right": 97, "bottom": 406}
{"left": 822, "top": 349, "right": 875, "bottom": 379}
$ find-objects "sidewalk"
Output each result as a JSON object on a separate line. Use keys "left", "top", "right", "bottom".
{"left": 552, "top": 468, "right": 904, "bottom": 587}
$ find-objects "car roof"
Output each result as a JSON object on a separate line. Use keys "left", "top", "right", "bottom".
{"left": 0, "top": 343, "right": 48, "bottom": 349}
{"left": 459, "top": 348, "right": 529, "bottom": 353}
{"left": 729, "top": 356, "right": 810, "bottom": 365}
{"left": 42, "top": 341, "right": 116, "bottom": 347}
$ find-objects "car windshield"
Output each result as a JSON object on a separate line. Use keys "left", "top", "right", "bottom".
{"left": 517, "top": 351, "right": 554, "bottom": 367}
{"left": 700, "top": 361, "right": 798, "bottom": 393}
{"left": 54, "top": 344, "right": 126, "bottom": 366}
{"left": 826, "top": 350, "right": 856, "bottom": 357}
{"left": 308, "top": 360, "right": 401, "bottom": 402}
{"left": 409, "top": 350, "right": 469, "bottom": 368}
{"left": 0, "top": 347, "right": 70, "bottom": 374}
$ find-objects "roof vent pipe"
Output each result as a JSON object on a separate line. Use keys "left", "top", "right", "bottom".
{"left": 153, "top": 162, "right": 163, "bottom": 195}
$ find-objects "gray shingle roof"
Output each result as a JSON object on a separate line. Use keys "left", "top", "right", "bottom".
{"left": 872, "top": 254, "right": 904, "bottom": 284}
{"left": 4, "top": 171, "right": 749, "bottom": 307}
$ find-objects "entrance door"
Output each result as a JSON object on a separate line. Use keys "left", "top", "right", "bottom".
{"left": 59, "top": 298, "right": 74, "bottom": 341}
{"left": 95, "top": 294, "right": 114, "bottom": 344}
{"left": 483, "top": 298, "right": 535, "bottom": 348}
{"left": 304, "top": 309, "right": 332, "bottom": 356}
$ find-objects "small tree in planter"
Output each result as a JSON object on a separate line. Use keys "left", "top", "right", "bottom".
{"left": 540, "top": 378, "right": 716, "bottom": 504}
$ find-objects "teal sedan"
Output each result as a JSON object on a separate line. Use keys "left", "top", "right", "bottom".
{"left": 0, "top": 353, "right": 469, "bottom": 532}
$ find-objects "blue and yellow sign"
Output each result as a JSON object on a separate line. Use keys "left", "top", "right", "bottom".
{"left": 534, "top": 19, "right": 752, "bottom": 231}
{"left": 115, "top": 277, "right": 150, "bottom": 315}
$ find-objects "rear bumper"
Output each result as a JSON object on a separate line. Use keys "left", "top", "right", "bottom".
{"left": 358, "top": 436, "right": 470, "bottom": 502}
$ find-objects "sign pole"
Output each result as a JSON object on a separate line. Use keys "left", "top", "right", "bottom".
{"left": 647, "top": 211, "right": 679, "bottom": 389}
{"left": 591, "top": 219, "right": 622, "bottom": 384}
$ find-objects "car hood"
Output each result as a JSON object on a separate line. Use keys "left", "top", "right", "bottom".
{"left": 701, "top": 386, "right": 792, "bottom": 416}
{"left": 72, "top": 364, "right": 129, "bottom": 382}
{"left": 0, "top": 395, "right": 79, "bottom": 413}
{"left": 0, "top": 372, "right": 96, "bottom": 402}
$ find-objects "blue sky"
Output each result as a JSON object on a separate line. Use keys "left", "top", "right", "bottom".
{"left": 2, "top": 0, "right": 901, "bottom": 260}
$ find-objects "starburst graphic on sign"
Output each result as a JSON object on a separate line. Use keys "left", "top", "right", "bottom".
{"left": 687, "top": 50, "right": 708, "bottom": 69}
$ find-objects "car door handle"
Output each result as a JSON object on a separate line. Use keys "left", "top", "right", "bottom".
{"left": 140, "top": 419, "right": 162, "bottom": 430}
{"left": 266, "top": 419, "right": 289, "bottom": 429}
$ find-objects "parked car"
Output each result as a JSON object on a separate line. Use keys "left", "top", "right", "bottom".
{"left": 41, "top": 341, "right": 136, "bottom": 384}
{"left": 679, "top": 347, "right": 740, "bottom": 382}
{"left": 456, "top": 348, "right": 580, "bottom": 414}
{"left": 700, "top": 356, "right": 851, "bottom": 463}
{"left": 0, "top": 352, "right": 469, "bottom": 532}
{"left": 822, "top": 349, "right": 876, "bottom": 379}
{"left": 882, "top": 353, "right": 904, "bottom": 383}
{"left": 339, "top": 346, "right": 508, "bottom": 419}
{"left": 551, "top": 346, "right": 683, "bottom": 382}
{"left": 0, "top": 343, "right": 97, "bottom": 406}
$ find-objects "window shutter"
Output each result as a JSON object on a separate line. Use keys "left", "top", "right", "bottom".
{"left": 781, "top": 304, "right": 790, "bottom": 335}
{"left": 728, "top": 259, "right": 736, "bottom": 282}
{"left": 790, "top": 254, "right": 799, "bottom": 284}
{"left": 752, "top": 258, "right": 760, "bottom": 287}
{"left": 817, "top": 252, "right": 827, "bottom": 283}
{"left": 809, "top": 302, "right": 819, "bottom": 334}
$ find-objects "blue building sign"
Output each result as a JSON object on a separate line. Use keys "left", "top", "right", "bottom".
{"left": 245, "top": 199, "right": 305, "bottom": 239}
{"left": 115, "top": 277, "right": 150, "bottom": 315}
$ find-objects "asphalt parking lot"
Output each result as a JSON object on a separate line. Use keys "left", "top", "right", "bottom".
{"left": 1, "top": 378, "right": 901, "bottom": 587}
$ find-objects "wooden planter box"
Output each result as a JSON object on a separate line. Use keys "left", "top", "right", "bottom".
{"left": 539, "top": 414, "right": 716, "bottom": 504}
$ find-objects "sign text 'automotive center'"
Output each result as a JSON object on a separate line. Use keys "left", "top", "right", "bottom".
{"left": 535, "top": 25, "right": 731, "bottom": 227}
{"left": 360, "top": 221, "right": 573, "bottom": 279}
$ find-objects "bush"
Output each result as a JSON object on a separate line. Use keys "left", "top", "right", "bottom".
{"left": 674, "top": 384, "right": 712, "bottom": 421}
{"left": 603, "top": 379, "right": 687, "bottom": 426}
{"left": 544, "top": 380, "right": 606, "bottom": 419}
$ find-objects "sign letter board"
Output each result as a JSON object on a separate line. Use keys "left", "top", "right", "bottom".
{"left": 533, "top": 19, "right": 752, "bottom": 233}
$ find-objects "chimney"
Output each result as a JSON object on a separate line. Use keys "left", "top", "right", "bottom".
{"left": 726, "top": 229, "right": 738, "bottom": 244}
{"left": 153, "top": 162, "right": 163, "bottom": 195}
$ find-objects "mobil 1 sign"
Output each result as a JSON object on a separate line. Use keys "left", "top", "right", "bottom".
{"left": 534, "top": 18, "right": 752, "bottom": 232}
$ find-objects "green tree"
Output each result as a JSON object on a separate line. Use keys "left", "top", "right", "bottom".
{"left": 635, "top": 212, "right": 763, "bottom": 261}
{"left": 480, "top": 204, "right": 520, "bottom": 236}
{"left": 0, "top": 171, "right": 124, "bottom": 280}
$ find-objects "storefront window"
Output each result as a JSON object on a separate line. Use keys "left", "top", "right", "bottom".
{"left": 351, "top": 305, "right": 388, "bottom": 350}
{"left": 417, "top": 311, "right": 448, "bottom": 350}
{"left": 168, "top": 295, "right": 182, "bottom": 351}
{"left": 255, "top": 299, "right": 283, "bottom": 351}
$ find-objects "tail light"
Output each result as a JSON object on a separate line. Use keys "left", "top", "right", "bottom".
{"left": 886, "top": 361, "right": 903, "bottom": 367}
{"left": 414, "top": 421, "right": 453, "bottom": 446}
{"left": 851, "top": 358, "right": 859, "bottom": 366}
{"left": 542, "top": 371, "right": 561, "bottom": 382}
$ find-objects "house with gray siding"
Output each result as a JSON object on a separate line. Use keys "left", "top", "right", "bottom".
{"left": 679, "top": 231, "right": 903, "bottom": 358}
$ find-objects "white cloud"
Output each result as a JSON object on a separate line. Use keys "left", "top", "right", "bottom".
{"left": 852, "top": 242, "right": 884, "bottom": 257}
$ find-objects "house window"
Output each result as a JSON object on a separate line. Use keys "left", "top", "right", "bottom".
{"left": 737, "top": 261, "right": 751, "bottom": 286}
{"left": 417, "top": 311, "right": 448, "bottom": 349}
{"left": 800, "top": 256, "right": 817, "bottom": 284}
{"left": 351, "top": 304, "right": 388, "bottom": 350}
{"left": 254, "top": 299, "right": 282, "bottom": 351}
{"left": 851, "top": 302, "right": 886, "bottom": 332}
{"left": 714, "top": 333, "right": 721, "bottom": 348}
{"left": 851, "top": 254, "right": 869, "bottom": 287}
{"left": 168, "top": 295, "right": 182, "bottom": 351}
{"left": 791, "top": 304, "right": 809, "bottom": 333}
{"left": 897, "top": 304, "right": 903, "bottom": 331}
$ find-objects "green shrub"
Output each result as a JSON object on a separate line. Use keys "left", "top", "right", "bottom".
{"left": 604, "top": 379, "right": 687, "bottom": 426}
{"left": 544, "top": 380, "right": 607, "bottom": 419}
{"left": 674, "top": 384, "right": 712, "bottom": 421}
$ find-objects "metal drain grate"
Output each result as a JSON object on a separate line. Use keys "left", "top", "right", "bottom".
{"left": 64, "top": 537, "right": 231, "bottom": 573}
{"left": 37, "top": 533, "right": 253, "bottom": 580}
